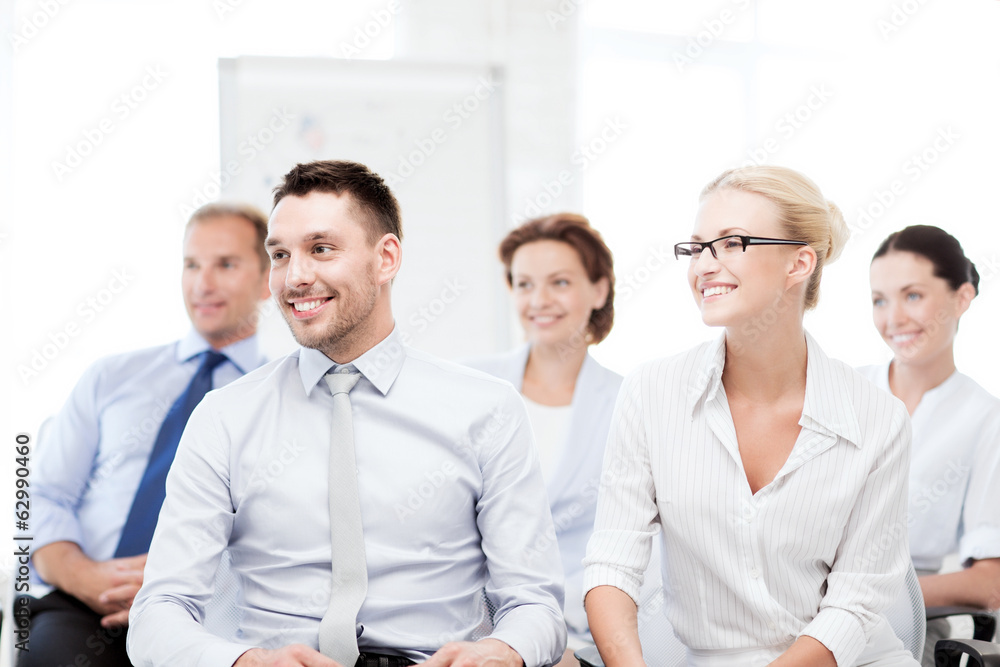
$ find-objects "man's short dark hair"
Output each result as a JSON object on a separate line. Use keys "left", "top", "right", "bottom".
{"left": 272, "top": 160, "right": 403, "bottom": 243}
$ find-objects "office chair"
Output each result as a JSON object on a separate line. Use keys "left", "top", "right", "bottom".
{"left": 931, "top": 607, "right": 1000, "bottom": 666}
{"left": 926, "top": 605, "right": 997, "bottom": 641}
{"left": 935, "top": 638, "right": 1000, "bottom": 666}
{"left": 203, "top": 548, "right": 242, "bottom": 638}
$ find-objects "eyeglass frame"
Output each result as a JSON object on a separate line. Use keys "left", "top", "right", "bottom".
{"left": 673, "top": 235, "right": 809, "bottom": 260}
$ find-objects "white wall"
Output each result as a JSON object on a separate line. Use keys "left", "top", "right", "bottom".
{"left": 574, "top": 0, "right": 1000, "bottom": 397}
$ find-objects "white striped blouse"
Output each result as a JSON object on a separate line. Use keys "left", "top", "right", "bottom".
{"left": 583, "top": 332, "right": 912, "bottom": 667}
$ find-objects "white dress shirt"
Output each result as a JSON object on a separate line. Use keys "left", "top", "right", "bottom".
{"left": 584, "top": 332, "right": 915, "bottom": 667}
{"left": 31, "top": 331, "right": 264, "bottom": 592}
{"left": 858, "top": 364, "right": 1000, "bottom": 572}
{"left": 128, "top": 328, "right": 566, "bottom": 667}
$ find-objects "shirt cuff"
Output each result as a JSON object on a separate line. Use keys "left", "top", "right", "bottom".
{"left": 197, "top": 642, "right": 258, "bottom": 667}
{"left": 799, "top": 607, "right": 867, "bottom": 667}
{"left": 582, "top": 564, "right": 642, "bottom": 607}
{"left": 490, "top": 609, "right": 566, "bottom": 667}
{"left": 959, "top": 526, "right": 1000, "bottom": 565}
{"left": 33, "top": 513, "right": 86, "bottom": 557}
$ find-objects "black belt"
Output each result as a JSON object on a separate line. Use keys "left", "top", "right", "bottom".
{"left": 355, "top": 652, "right": 415, "bottom": 667}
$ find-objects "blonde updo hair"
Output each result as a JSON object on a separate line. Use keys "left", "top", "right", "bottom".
{"left": 700, "top": 165, "right": 848, "bottom": 310}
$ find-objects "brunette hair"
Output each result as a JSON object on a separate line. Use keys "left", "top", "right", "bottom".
{"left": 872, "top": 225, "right": 979, "bottom": 295}
{"left": 272, "top": 160, "right": 402, "bottom": 243}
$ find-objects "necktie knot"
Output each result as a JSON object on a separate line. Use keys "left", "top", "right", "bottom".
{"left": 201, "top": 350, "right": 229, "bottom": 373}
{"left": 325, "top": 371, "right": 361, "bottom": 396}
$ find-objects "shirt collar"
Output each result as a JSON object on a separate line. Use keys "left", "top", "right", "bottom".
{"left": 686, "top": 330, "right": 728, "bottom": 415}
{"left": 175, "top": 329, "right": 261, "bottom": 374}
{"left": 298, "top": 325, "right": 406, "bottom": 397}
{"left": 800, "top": 332, "right": 864, "bottom": 448}
{"left": 687, "top": 330, "right": 864, "bottom": 448}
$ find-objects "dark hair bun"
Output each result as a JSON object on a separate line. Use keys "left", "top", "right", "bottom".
{"left": 872, "top": 225, "right": 978, "bottom": 296}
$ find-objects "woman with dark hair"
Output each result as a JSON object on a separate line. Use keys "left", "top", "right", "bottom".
{"left": 862, "top": 225, "right": 1000, "bottom": 666}
{"left": 465, "top": 213, "right": 623, "bottom": 662}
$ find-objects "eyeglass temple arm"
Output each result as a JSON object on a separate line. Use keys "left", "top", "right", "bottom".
{"left": 745, "top": 237, "right": 808, "bottom": 247}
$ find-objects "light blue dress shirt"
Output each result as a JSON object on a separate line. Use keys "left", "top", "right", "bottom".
{"left": 30, "top": 331, "right": 265, "bottom": 590}
{"left": 128, "top": 327, "right": 567, "bottom": 667}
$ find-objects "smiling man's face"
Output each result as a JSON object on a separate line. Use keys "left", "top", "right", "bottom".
{"left": 266, "top": 190, "right": 393, "bottom": 359}
{"left": 182, "top": 214, "right": 269, "bottom": 349}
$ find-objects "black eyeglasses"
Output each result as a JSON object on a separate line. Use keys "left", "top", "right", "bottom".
{"left": 674, "top": 235, "right": 808, "bottom": 260}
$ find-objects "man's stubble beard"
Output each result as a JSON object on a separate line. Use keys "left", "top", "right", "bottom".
{"left": 279, "top": 268, "right": 380, "bottom": 359}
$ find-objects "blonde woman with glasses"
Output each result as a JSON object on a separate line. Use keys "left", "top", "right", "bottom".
{"left": 583, "top": 166, "right": 918, "bottom": 666}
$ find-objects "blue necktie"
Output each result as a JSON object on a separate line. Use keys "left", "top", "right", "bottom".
{"left": 115, "top": 350, "right": 228, "bottom": 557}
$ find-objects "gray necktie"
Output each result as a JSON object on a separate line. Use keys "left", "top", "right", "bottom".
{"left": 319, "top": 370, "right": 366, "bottom": 666}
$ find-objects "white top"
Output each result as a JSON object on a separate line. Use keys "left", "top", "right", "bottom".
{"left": 128, "top": 328, "right": 566, "bottom": 667}
{"left": 858, "top": 364, "right": 1000, "bottom": 572}
{"left": 583, "top": 332, "right": 914, "bottom": 667}
{"left": 522, "top": 396, "right": 573, "bottom": 482}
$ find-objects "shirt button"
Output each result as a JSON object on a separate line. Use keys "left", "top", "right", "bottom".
{"left": 750, "top": 568, "right": 761, "bottom": 579}
{"left": 767, "top": 621, "right": 776, "bottom": 630}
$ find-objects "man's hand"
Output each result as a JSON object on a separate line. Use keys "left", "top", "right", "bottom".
{"left": 96, "top": 558, "right": 147, "bottom": 628}
{"left": 234, "top": 646, "right": 344, "bottom": 667}
{"left": 33, "top": 541, "right": 146, "bottom": 626}
{"left": 73, "top": 553, "right": 146, "bottom": 625}
{"left": 420, "top": 639, "right": 523, "bottom": 667}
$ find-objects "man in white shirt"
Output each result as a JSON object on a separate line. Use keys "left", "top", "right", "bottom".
{"left": 24, "top": 203, "right": 272, "bottom": 667}
{"left": 127, "top": 160, "right": 566, "bottom": 667}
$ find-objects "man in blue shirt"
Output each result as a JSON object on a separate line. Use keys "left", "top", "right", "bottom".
{"left": 127, "top": 161, "right": 566, "bottom": 667}
{"left": 23, "top": 202, "right": 272, "bottom": 667}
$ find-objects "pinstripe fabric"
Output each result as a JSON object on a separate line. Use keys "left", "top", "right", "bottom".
{"left": 584, "top": 332, "right": 914, "bottom": 666}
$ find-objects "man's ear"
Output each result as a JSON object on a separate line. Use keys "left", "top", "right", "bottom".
{"left": 375, "top": 233, "right": 402, "bottom": 286}
{"left": 257, "top": 269, "right": 271, "bottom": 300}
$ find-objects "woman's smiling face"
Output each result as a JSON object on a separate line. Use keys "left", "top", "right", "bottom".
{"left": 870, "top": 250, "right": 971, "bottom": 365}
